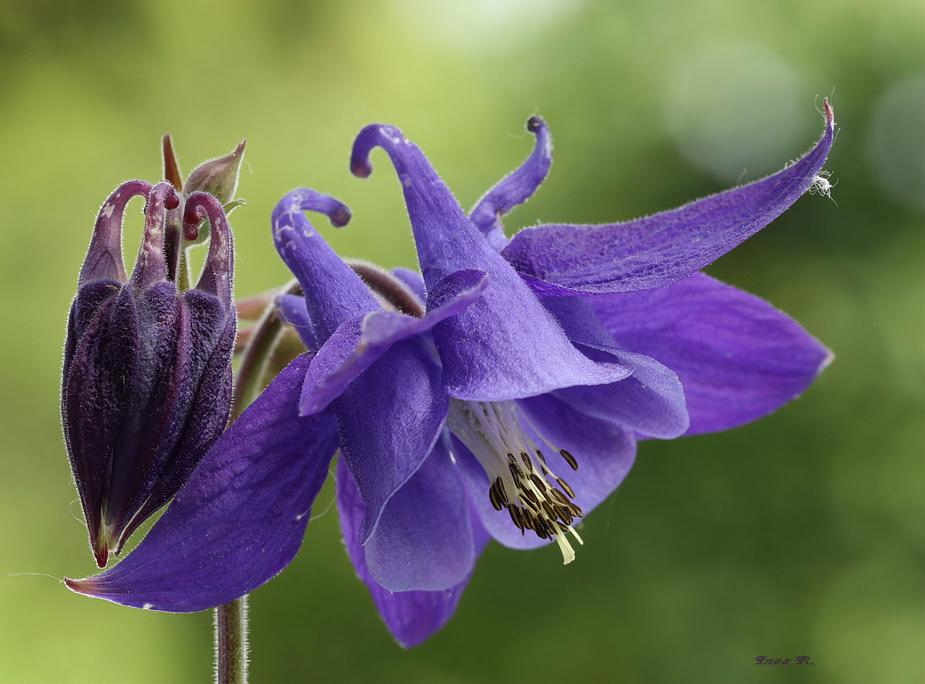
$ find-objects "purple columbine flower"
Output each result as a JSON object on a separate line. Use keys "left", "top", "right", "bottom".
{"left": 62, "top": 179, "right": 236, "bottom": 567}
{"left": 67, "top": 103, "right": 834, "bottom": 647}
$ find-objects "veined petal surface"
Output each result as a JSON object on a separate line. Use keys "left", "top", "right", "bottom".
{"left": 502, "top": 102, "right": 836, "bottom": 294}
{"left": 66, "top": 355, "right": 339, "bottom": 611}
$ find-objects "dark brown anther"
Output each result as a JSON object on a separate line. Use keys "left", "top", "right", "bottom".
{"left": 557, "top": 506, "right": 573, "bottom": 525}
{"left": 495, "top": 478, "right": 509, "bottom": 505}
{"left": 509, "top": 461, "right": 525, "bottom": 481}
{"left": 522, "top": 488, "right": 539, "bottom": 506}
{"left": 539, "top": 516, "right": 555, "bottom": 538}
{"left": 529, "top": 473, "right": 548, "bottom": 492}
{"left": 550, "top": 488, "right": 570, "bottom": 505}
{"left": 559, "top": 449, "right": 579, "bottom": 471}
{"left": 509, "top": 506, "right": 525, "bottom": 532}
{"left": 507, "top": 453, "right": 517, "bottom": 464}
{"left": 556, "top": 476, "right": 576, "bottom": 499}
{"left": 542, "top": 500, "right": 558, "bottom": 521}
{"left": 567, "top": 502, "right": 584, "bottom": 518}
{"left": 489, "top": 484, "right": 503, "bottom": 511}
{"left": 520, "top": 452, "right": 534, "bottom": 473}
{"left": 522, "top": 510, "right": 535, "bottom": 531}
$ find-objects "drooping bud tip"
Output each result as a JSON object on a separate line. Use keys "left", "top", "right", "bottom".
{"left": 93, "top": 542, "right": 108, "bottom": 568}
{"left": 92, "top": 521, "right": 116, "bottom": 567}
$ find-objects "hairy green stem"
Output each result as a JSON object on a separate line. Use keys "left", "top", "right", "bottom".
{"left": 215, "top": 596, "right": 248, "bottom": 684}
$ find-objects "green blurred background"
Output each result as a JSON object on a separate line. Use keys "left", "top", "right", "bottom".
{"left": 1, "top": 0, "right": 922, "bottom": 681}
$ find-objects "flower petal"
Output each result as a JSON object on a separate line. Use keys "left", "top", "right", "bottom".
{"left": 540, "top": 296, "right": 689, "bottom": 438}
{"left": 363, "top": 435, "right": 475, "bottom": 592}
{"left": 337, "top": 457, "right": 490, "bottom": 647}
{"left": 64, "top": 287, "right": 140, "bottom": 561}
{"left": 298, "top": 269, "right": 488, "bottom": 416}
{"left": 66, "top": 354, "right": 340, "bottom": 612}
{"left": 469, "top": 116, "right": 552, "bottom": 252}
{"left": 552, "top": 348, "right": 689, "bottom": 439}
{"left": 351, "top": 124, "right": 633, "bottom": 401}
{"left": 501, "top": 101, "right": 836, "bottom": 295}
{"left": 113, "top": 289, "right": 236, "bottom": 554}
{"left": 585, "top": 272, "right": 833, "bottom": 435}
{"left": 128, "top": 183, "right": 179, "bottom": 295}
{"left": 185, "top": 192, "right": 235, "bottom": 311}
{"left": 333, "top": 337, "right": 448, "bottom": 545}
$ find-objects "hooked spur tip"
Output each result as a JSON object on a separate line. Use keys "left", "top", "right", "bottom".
{"left": 330, "top": 205, "right": 352, "bottom": 228}
{"left": 527, "top": 115, "right": 546, "bottom": 133}
{"left": 351, "top": 159, "right": 373, "bottom": 179}
{"left": 149, "top": 182, "right": 180, "bottom": 211}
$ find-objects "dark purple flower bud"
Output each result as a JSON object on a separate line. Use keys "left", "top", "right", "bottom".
{"left": 62, "top": 181, "right": 236, "bottom": 567}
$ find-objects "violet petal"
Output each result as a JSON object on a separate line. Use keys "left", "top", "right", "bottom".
{"left": 337, "top": 457, "right": 491, "bottom": 647}
{"left": 299, "top": 269, "right": 488, "bottom": 416}
{"left": 79, "top": 181, "right": 151, "bottom": 287}
{"left": 66, "top": 354, "right": 339, "bottom": 612}
{"left": 541, "top": 296, "right": 689, "bottom": 438}
{"left": 363, "top": 436, "right": 475, "bottom": 592}
{"left": 585, "top": 272, "right": 833, "bottom": 435}
{"left": 272, "top": 189, "right": 375, "bottom": 342}
{"left": 501, "top": 103, "right": 836, "bottom": 294}
{"left": 332, "top": 337, "right": 448, "bottom": 544}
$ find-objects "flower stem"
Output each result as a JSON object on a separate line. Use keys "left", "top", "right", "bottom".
{"left": 214, "top": 596, "right": 248, "bottom": 684}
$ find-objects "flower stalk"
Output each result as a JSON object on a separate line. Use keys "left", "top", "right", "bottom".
{"left": 215, "top": 596, "right": 248, "bottom": 684}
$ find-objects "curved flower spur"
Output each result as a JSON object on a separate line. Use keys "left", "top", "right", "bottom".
{"left": 62, "top": 147, "right": 239, "bottom": 567}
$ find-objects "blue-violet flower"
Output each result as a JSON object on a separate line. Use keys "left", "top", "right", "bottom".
{"left": 67, "top": 102, "right": 835, "bottom": 647}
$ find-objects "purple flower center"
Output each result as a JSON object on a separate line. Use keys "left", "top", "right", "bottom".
{"left": 446, "top": 398, "right": 584, "bottom": 563}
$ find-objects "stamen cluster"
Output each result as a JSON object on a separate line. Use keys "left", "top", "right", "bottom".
{"left": 447, "top": 399, "right": 584, "bottom": 563}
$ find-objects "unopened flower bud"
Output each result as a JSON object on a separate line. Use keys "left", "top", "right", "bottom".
{"left": 183, "top": 140, "right": 246, "bottom": 205}
{"left": 62, "top": 181, "right": 236, "bottom": 567}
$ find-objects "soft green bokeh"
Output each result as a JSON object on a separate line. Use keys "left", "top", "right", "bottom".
{"left": 1, "top": 0, "right": 922, "bottom": 682}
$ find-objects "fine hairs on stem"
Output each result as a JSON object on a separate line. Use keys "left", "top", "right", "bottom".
{"left": 214, "top": 596, "right": 249, "bottom": 684}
